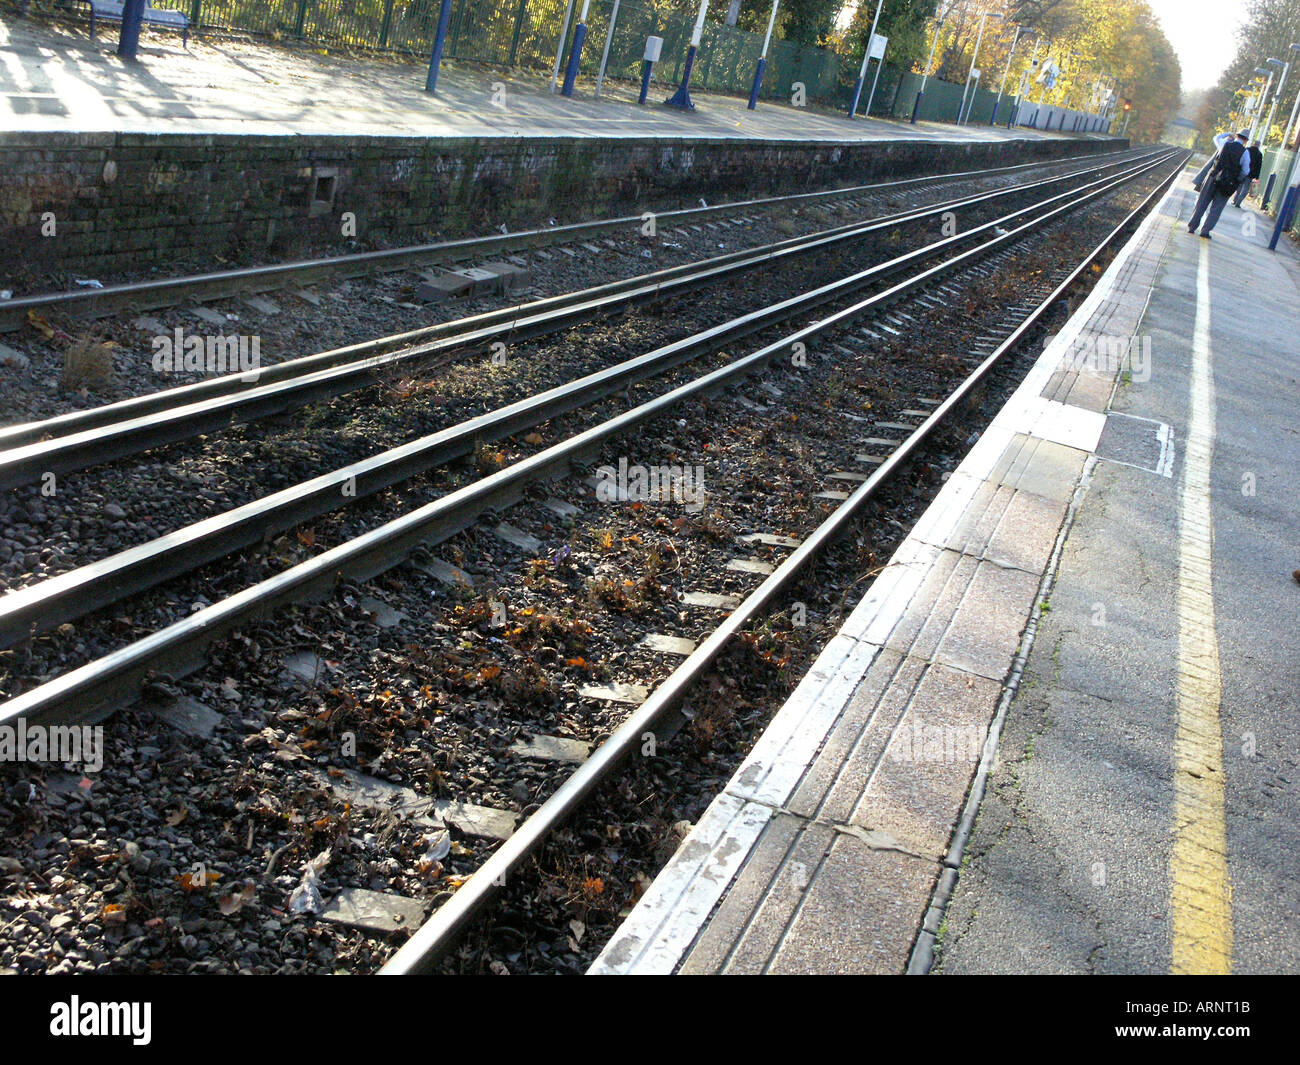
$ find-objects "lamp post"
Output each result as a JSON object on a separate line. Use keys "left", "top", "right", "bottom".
{"left": 561, "top": 0, "right": 592, "bottom": 96}
{"left": 911, "top": 15, "right": 944, "bottom": 124}
{"left": 991, "top": 24, "right": 1025, "bottom": 126}
{"left": 1250, "top": 65, "right": 1274, "bottom": 142}
{"left": 959, "top": 10, "right": 1000, "bottom": 125}
{"left": 1261, "top": 56, "right": 1289, "bottom": 144}
{"left": 1280, "top": 44, "right": 1300, "bottom": 149}
{"left": 848, "top": 1, "right": 885, "bottom": 119}
{"left": 666, "top": 0, "right": 711, "bottom": 110}
{"left": 1033, "top": 45, "right": 1057, "bottom": 128}
{"left": 747, "top": 0, "right": 781, "bottom": 110}
{"left": 1013, "top": 35, "right": 1043, "bottom": 127}
{"left": 594, "top": 0, "right": 622, "bottom": 98}
{"left": 424, "top": 0, "right": 455, "bottom": 93}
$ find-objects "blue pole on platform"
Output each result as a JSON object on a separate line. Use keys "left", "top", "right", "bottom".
{"left": 1262, "top": 172, "right": 1277, "bottom": 210}
{"left": 561, "top": 18, "right": 588, "bottom": 96}
{"left": 748, "top": 0, "right": 779, "bottom": 111}
{"left": 425, "top": 0, "right": 455, "bottom": 94}
{"left": 117, "top": 0, "right": 147, "bottom": 60}
{"left": 1269, "top": 185, "right": 1298, "bottom": 249}
{"left": 848, "top": 74, "right": 866, "bottom": 118}
{"left": 910, "top": 90, "right": 924, "bottom": 124}
{"left": 666, "top": 44, "right": 699, "bottom": 109}
{"left": 667, "top": 1, "right": 710, "bottom": 111}
{"left": 639, "top": 59, "right": 655, "bottom": 104}
{"left": 747, "top": 57, "right": 766, "bottom": 109}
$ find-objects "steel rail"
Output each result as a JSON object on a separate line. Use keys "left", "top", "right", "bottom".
{"left": 0, "top": 145, "right": 1130, "bottom": 333}
{"left": 0, "top": 149, "right": 1169, "bottom": 491}
{"left": 0, "top": 151, "right": 1179, "bottom": 649}
{"left": 0, "top": 149, "right": 1182, "bottom": 734}
{"left": 379, "top": 148, "right": 1191, "bottom": 975}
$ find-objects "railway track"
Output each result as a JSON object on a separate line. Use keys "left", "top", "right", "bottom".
{"left": 0, "top": 147, "right": 1186, "bottom": 976}
{"left": 0, "top": 149, "right": 1172, "bottom": 656}
{"left": 0, "top": 145, "right": 1128, "bottom": 335}
{"left": 0, "top": 147, "right": 1161, "bottom": 489}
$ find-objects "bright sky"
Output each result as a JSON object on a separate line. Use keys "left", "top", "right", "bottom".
{"left": 1147, "top": 0, "right": 1252, "bottom": 91}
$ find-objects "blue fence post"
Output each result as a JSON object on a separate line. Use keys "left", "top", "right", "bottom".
{"left": 425, "top": 0, "right": 455, "bottom": 93}
{"left": 561, "top": 1, "right": 590, "bottom": 96}
{"left": 117, "top": 0, "right": 147, "bottom": 59}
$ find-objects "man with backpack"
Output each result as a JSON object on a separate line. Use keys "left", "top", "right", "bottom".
{"left": 1188, "top": 130, "right": 1251, "bottom": 238}
{"left": 1193, "top": 130, "right": 1235, "bottom": 191}
{"left": 1233, "top": 139, "right": 1265, "bottom": 207}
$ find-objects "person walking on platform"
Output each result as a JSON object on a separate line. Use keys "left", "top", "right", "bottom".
{"left": 1188, "top": 130, "right": 1250, "bottom": 238}
{"left": 1233, "top": 139, "right": 1264, "bottom": 207}
{"left": 1194, "top": 130, "right": 1235, "bottom": 191}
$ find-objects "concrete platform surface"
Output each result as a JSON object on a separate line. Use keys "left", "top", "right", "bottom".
{"left": 590, "top": 165, "right": 1300, "bottom": 975}
{"left": 1, "top": 14, "right": 1104, "bottom": 144}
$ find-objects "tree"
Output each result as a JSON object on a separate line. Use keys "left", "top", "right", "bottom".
{"left": 834, "top": 0, "right": 942, "bottom": 72}
{"left": 914, "top": 0, "right": 1178, "bottom": 141}
{"left": 1197, "top": 0, "right": 1300, "bottom": 150}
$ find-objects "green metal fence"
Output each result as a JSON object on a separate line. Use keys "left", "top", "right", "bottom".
{"left": 1257, "top": 146, "right": 1296, "bottom": 216}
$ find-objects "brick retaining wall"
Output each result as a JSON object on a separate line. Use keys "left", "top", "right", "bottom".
{"left": 0, "top": 131, "right": 1120, "bottom": 284}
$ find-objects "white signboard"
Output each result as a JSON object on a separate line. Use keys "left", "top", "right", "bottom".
{"left": 868, "top": 33, "right": 888, "bottom": 60}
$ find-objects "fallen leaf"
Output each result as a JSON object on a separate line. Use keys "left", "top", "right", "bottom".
{"left": 218, "top": 882, "right": 256, "bottom": 915}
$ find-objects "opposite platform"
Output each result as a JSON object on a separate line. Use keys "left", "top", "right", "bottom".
{"left": 0, "top": 14, "right": 1103, "bottom": 144}
{"left": 591, "top": 164, "right": 1299, "bottom": 974}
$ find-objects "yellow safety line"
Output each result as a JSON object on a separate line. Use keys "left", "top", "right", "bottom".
{"left": 1170, "top": 238, "right": 1232, "bottom": 974}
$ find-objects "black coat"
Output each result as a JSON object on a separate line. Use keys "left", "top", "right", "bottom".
{"left": 1247, "top": 145, "right": 1263, "bottom": 180}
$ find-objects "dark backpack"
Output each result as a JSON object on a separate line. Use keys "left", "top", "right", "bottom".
{"left": 1214, "top": 140, "right": 1246, "bottom": 196}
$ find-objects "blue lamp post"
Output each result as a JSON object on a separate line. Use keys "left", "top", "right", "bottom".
{"left": 666, "top": 0, "right": 712, "bottom": 110}
{"left": 748, "top": 0, "right": 781, "bottom": 110}
{"left": 561, "top": 0, "right": 592, "bottom": 96}
{"left": 424, "top": 0, "right": 455, "bottom": 93}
